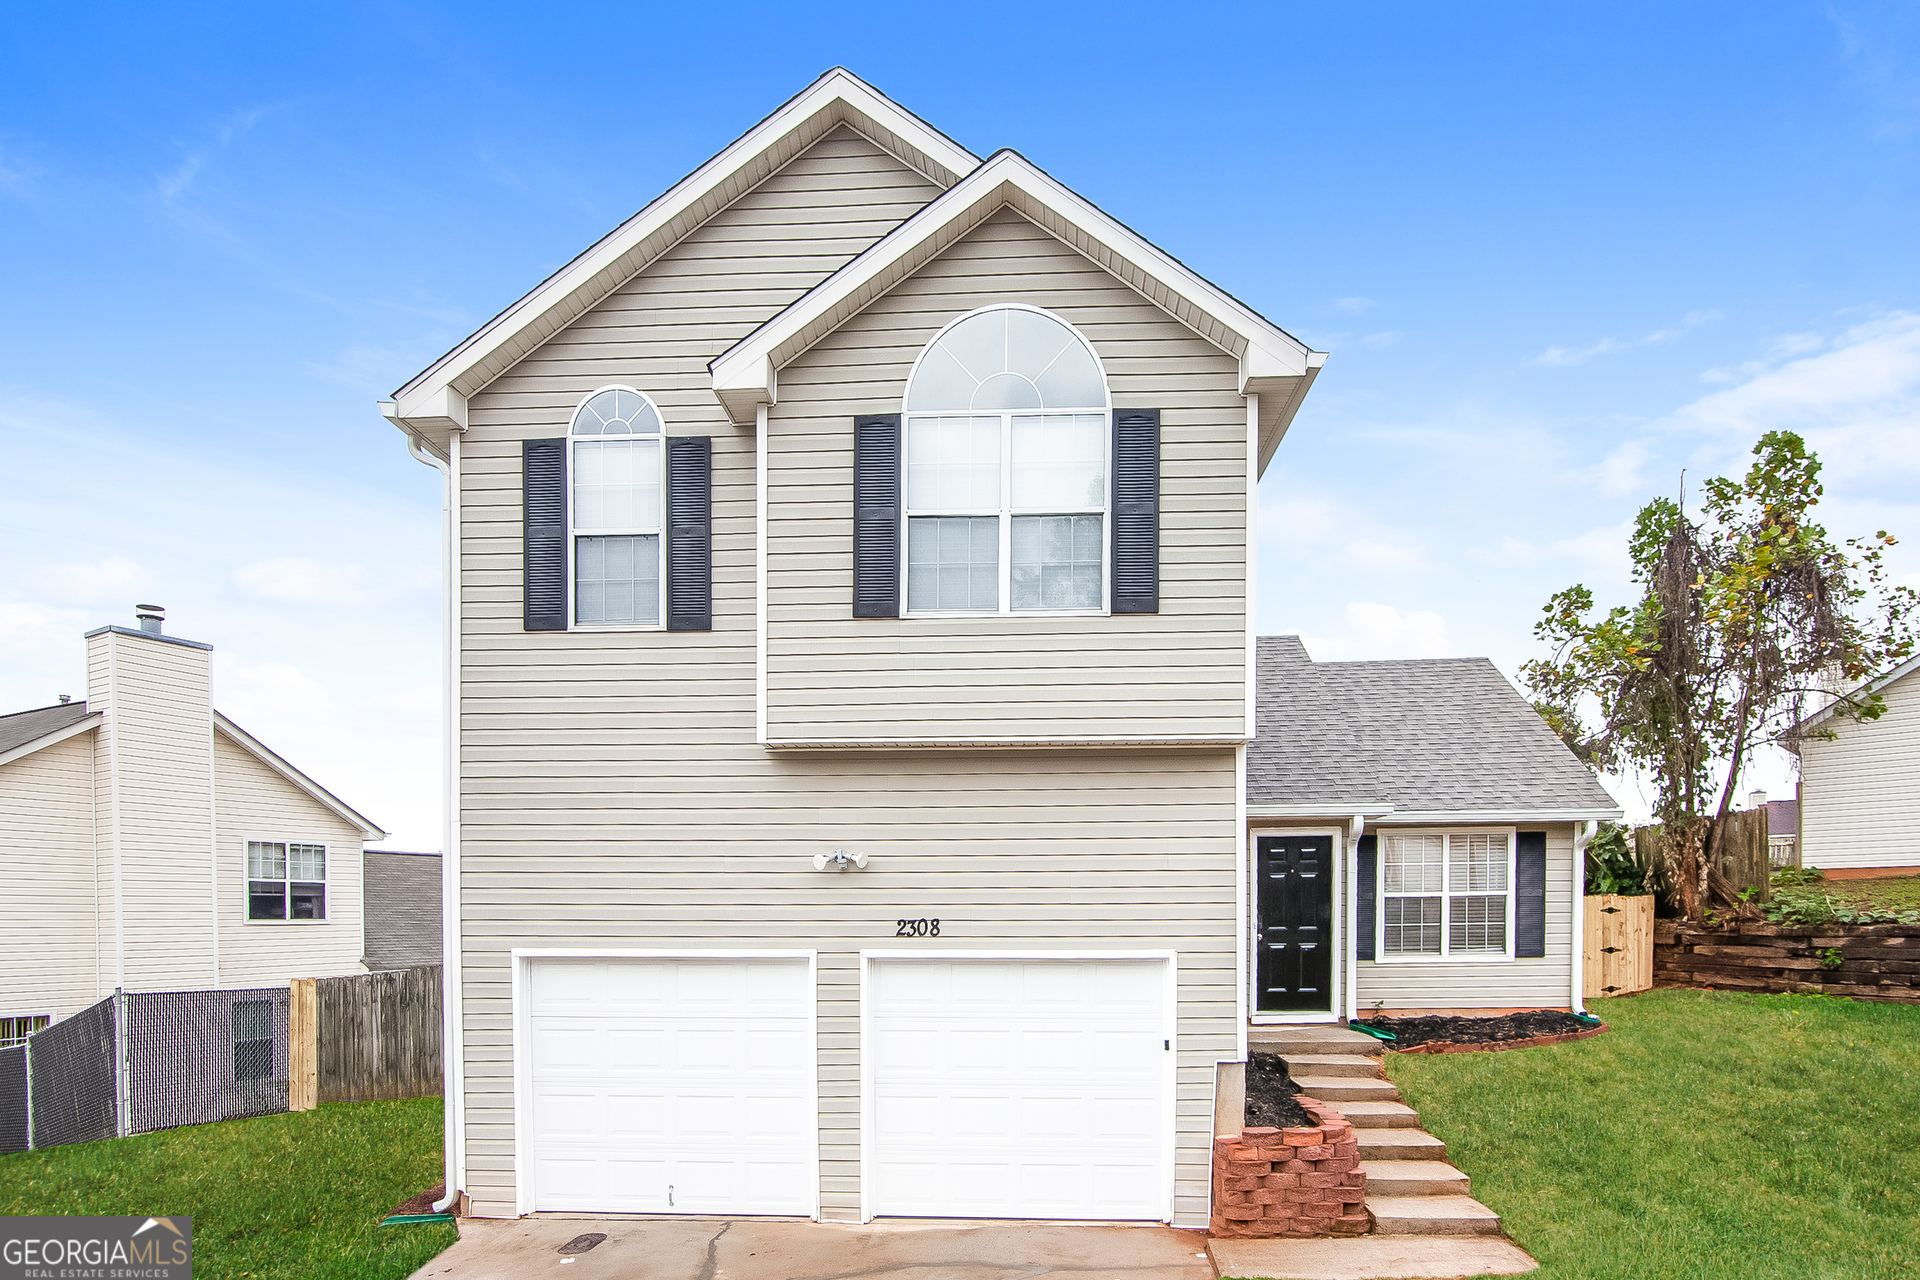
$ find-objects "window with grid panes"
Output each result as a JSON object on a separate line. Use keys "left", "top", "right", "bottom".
{"left": 1380, "top": 832, "right": 1512, "bottom": 958}
{"left": 247, "top": 841, "right": 326, "bottom": 920}
{"left": 902, "top": 306, "right": 1109, "bottom": 613}
{"left": 570, "top": 387, "right": 664, "bottom": 627}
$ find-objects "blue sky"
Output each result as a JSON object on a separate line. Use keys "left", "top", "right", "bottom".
{"left": 4, "top": 2, "right": 1917, "bottom": 846}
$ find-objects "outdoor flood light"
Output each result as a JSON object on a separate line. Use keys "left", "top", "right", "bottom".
{"left": 813, "top": 849, "right": 868, "bottom": 872}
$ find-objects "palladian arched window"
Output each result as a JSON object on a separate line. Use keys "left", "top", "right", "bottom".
{"left": 901, "top": 306, "right": 1109, "bottom": 614}
{"left": 569, "top": 386, "right": 664, "bottom": 627}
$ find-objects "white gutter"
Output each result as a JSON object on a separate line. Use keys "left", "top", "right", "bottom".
{"left": 409, "top": 430, "right": 464, "bottom": 1216}
{"left": 1247, "top": 804, "right": 1623, "bottom": 823}
{"left": 1346, "top": 814, "right": 1364, "bottom": 1022}
{"left": 1234, "top": 746, "right": 1249, "bottom": 1063}
{"left": 1570, "top": 819, "right": 1597, "bottom": 1015}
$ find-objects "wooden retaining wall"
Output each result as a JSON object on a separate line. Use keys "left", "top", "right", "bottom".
{"left": 1653, "top": 921, "right": 1920, "bottom": 1004}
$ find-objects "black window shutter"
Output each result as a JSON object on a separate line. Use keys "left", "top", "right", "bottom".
{"left": 852, "top": 414, "right": 902, "bottom": 618}
{"left": 1111, "top": 408, "right": 1160, "bottom": 613}
{"left": 523, "top": 438, "right": 567, "bottom": 632}
{"left": 1355, "top": 834, "right": 1377, "bottom": 962}
{"left": 1516, "top": 832, "right": 1548, "bottom": 958}
{"left": 666, "top": 437, "right": 713, "bottom": 631}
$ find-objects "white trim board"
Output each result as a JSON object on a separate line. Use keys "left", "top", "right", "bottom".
{"left": 384, "top": 69, "right": 978, "bottom": 449}
{"left": 1248, "top": 805, "right": 1623, "bottom": 823}
{"left": 1247, "top": 826, "right": 1345, "bottom": 1025}
{"left": 708, "top": 149, "right": 1324, "bottom": 467}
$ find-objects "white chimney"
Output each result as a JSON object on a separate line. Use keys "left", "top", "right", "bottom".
{"left": 1748, "top": 789, "right": 1768, "bottom": 810}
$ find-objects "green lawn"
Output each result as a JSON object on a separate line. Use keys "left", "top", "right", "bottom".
{"left": 0, "top": 1098, "right": 454, "bottom": 1280}
{"left": 1816, "top": 873, "right": 1920, "bottom": 914}
{"left": 1386, "top": 989, "right": 1920, "bottom": 1280}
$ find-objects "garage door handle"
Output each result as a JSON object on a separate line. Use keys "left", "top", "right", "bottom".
{"left": 1164, "top": 1040, "right": 1170, "bottom": 1051}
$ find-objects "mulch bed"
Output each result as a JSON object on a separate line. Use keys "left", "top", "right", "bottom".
{"left": 1353, "top": 1010, "right": 1606, "bottom": 1054}
{"left": 385, "top": 1185, "right": 447, "bottom": 1218}
{"left": 1243, "top": 1051, "right": 1312, "bottom": 1129}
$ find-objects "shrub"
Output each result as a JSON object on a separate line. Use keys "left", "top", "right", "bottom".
{"left": 1586, "top": 822, "right": 1652, "bottom": 896}
{"left": 1772, "top": 865, "right": 1826, "bottom": 888}
{"left": 1763, "top": 889, "right": 1920, "bottom": 928}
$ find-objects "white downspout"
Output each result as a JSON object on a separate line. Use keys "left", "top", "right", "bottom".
{"left": 409, "top": 431, "right": 464, "bottom": 1216}
{"left": 1346, "top": 814, "right": 1363, "bottom": 1022}
{"left": 1571, "top": 820, "right": 1597, "bottom": 1015}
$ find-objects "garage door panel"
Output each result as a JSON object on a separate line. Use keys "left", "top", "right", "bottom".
{"left": 527, "top": 957, "right": 815, "bottom": 1216}
{"left": 869, "top": 958, "right": 1169, "bottom": 1222}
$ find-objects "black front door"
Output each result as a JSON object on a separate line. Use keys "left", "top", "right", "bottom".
{"left": 1256, "top": 835, "right": 1334, "bottom": 1012}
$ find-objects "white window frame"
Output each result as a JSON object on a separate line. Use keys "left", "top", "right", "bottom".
{"left": 1374, "top": 828, "right": 1517, "bottom": 964}
{"left": 900, "top": 305, "right": 1112, "bottom": 619}
{"left": 0, "top": 1013, "right": 51, "bottom": 1049}
{"left": 566, "top": 384, "right": 668, "bottom": 633}
{"left": 243, "top": 837, "right": 330, "bottom": 925}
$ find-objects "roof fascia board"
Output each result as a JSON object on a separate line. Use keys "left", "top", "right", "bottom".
{"left": 214, "top": 711, "right": 388, "bottom": 838}
{"left": 1797, "top": 652, "right": 1920, "bottom": 734}
{"left": 709, "top": 151, "right": 1322, "bottom": 425}
{"left": 386, "top": 70, "right": 978, "bottom": 430}
{"left": 1246, "top": 803, "right": 1624, "bottom": 823}
{"left": 0, "top": 712, "right": 100, "bottom": 770}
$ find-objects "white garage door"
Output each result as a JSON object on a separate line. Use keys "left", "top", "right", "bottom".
{"left": 525, "top": 956, "right": 814, "bottom": 1215}
{"left": 867, "top": 957, "right": 1171, "bottom": 1221}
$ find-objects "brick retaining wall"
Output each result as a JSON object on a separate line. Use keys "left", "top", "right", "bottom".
{"left": 1210, "top": 1096, "right": 1369, "bottom": 1239}
{"left": 1654, "top": 920, "right": 1920, "bottom": 1004}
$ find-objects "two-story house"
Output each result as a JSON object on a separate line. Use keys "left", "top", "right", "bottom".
{"left": 0, "top": 608, "right": 386, "bottom": 1040}
{"left": 381, "top": 69, "right": 1612, "bottom": 1230}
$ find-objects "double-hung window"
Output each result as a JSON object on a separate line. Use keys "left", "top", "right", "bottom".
{"left": 902, "top": 306, "right": 1110, "bottom": 614}
{"left": 247, "top": 841, "right": 326, "bottom": 921}
{"left": 570, "top": 387, "right": 664, "bottom": 628}
{"left": 1380, "top": 832, "right": 1513, "bottom": 959}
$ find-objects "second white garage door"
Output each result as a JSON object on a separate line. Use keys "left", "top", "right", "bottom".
{"left": 524, "top": 955, "right": 815, "bottom": 1216}
{"left": 866, "top": 956, "right": 1173, "bottom": 1221}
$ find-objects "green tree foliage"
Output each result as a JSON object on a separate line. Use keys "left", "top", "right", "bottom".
{"left": 1522, "top": 431, "right": 1916, "bottom": 918}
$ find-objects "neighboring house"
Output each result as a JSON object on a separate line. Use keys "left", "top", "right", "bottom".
{"left": 379, "top": 69, "right": 1598, "bottom": 1230}
{"left": 1796, "top": 653, "right": 1920, "bottom": 877}
{"left": 362, "top": 849, "right": 443, "bottom": 971}
{"left": 1744, "top": 791, "right": 1799, "bottom": 868}
{"left": 1246, "top": 637, "right": 1622, "bottom": 1020}
{"left": 0, "top": 608, "right": 386, "bottom": 1037}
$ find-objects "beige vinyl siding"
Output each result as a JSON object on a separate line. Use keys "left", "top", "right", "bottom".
{"left": 0, "top": 730, "right": 102, "bottom": 1020}
{"left": 453, "top": 139, "right": 1246, "bottom": 1226}
{"left": 1800, "top": 670, "right": 1920, "bottom": 869}
{"left": 86, "top": 630, "right": 219, "bottom": 993}
{"left": 1355, "top": 823, "right": 1576, "bottom": 1011}
{"left": 764, "top": 207, "right": 1249, "bottom": 744}
{"left": 214, "top": 731, "right": 369, "bottom": 986}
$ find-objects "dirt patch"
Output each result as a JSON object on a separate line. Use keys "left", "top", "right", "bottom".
{"left": 1242, "top": 1052, "right": 1312, "bottom": 1129}
{"left": 1354, "top": 1010, "right": 1603, "bottom": 1052}
{"left": 385, "top": 1185, "right": 446, "bottom": 1218}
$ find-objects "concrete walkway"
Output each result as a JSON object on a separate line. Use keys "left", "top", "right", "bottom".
{"left": 1209, "top": 1235, "right": 1538, "bottom": 1279}
{"left": 409, "top": 1216, "right": 1217, "bottom": 1280}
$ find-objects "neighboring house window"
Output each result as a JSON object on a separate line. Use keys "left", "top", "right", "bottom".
{"left": 231, "top": 1000, "right": 273, "bottom": 1081}
{"left": 0, "top": 1014, "right": 49, "bottom": 1048}
{"left": 902, "top": 306, "right": 1110, "bottom": 614}
{"left": 247, "top": 841, "right": 326, "bottom": 920}
{"left": 570, "top": 386, "right": 664, "bottom": 628}
{"left": 1380, "top": 832, "right": 1513, "bottom": 958}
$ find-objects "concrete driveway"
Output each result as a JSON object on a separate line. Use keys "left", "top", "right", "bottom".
{"left": 409, "top": 1216, "right": 1216, "bottom": 1280}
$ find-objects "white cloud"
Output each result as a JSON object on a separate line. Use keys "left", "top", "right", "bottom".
{"left": 1302, "top": 601, "right": 1453, "bottom": 661}
{"left": 30, "top": 555, "right": 154, "bottom": 606}
{"left": 213, "top": 655, "right": 336, "bottom": 721}
{"left": 230, "top": 557, "right": 372, "bottom": 607}
{"left": 1534, "top": 309, "right": 1721, "bottom": 367}
{"left": 1343, "top": 538, "right": 1431, "bottom": 571}
{"left": 155, "top": 105, "right": 270, "bottom": 204}
{"left": 1593, "top": 439, "right": 1650, "bottom": 497}
{"left": 1330, "top": 297, "right": 1377, "bottom": 316}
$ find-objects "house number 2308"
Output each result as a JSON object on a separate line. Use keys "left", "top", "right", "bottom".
{"left": 895, "top": 918, "right": 940, "bottom": 937}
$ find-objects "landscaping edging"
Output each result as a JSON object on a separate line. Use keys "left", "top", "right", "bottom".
{"left": 1654, "top": 920, "right": 1920, "bottom": 1004}
{"left": 1389, "top": 1024, "right": 1608, "bottom": 1054}
{"left": 1210, "top": 1096, "right": 1369, "bottom": 1239}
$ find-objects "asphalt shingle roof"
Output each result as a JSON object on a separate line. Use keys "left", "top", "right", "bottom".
{"left": 0, "top": 701, "right": 95, "bottom": 758}
{"left": 1249, "top": 636, "right": 1619, "bottom": 814}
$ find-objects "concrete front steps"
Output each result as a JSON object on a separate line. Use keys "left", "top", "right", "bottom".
{"left": 1252, "top": 1025, "right": 1505, "bottom": 1240}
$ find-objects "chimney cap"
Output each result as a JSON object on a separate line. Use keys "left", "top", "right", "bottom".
{"left": 135, "top": 604, "right": 163, "bottom": 614}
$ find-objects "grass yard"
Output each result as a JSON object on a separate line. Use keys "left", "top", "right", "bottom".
{"left": 0, "top": 1098, "right": 453, "bottom": 1280}
{"left": 1815, "top": 872, "right": 1920, "bottom": 914}
{"left": 1387, "top": 989, "right": 1920, "bottom": 1280}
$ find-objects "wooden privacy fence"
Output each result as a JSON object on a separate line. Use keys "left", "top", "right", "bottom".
{"left": 1633, "top": 810, "right": 1771, "bottom": 905}
{"left": 1583, "top": 894, "right": 1654, "bottom": 998}
{"left": 288, "top": 966, "right": 442, "bottom": 1110}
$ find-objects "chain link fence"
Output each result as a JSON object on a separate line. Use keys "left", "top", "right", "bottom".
{"left": 8, "top": 985, "right": 291, "bottom": 1152}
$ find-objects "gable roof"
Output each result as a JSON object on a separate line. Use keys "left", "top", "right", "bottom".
{"left": 215, "top": 712, "right": 386, "bottom": 839}
{"left": 382, "top": 68, "right": 979, "bottom": 455}
{"left": 0, "top": 701, "right": 99, "bottom": 768}
{"left": 708, "top": 148, "right": 1324, "bottom": 471}
{"left": 1796, "top": 651, "right": 1920, "bottom": 736}
{"left": 1248, "top": 636, "right": 1622, "bottom": 821}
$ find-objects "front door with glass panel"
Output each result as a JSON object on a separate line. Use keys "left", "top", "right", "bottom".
{"left": 1255, "top": 835, "right": 1333, "bottom": 1013}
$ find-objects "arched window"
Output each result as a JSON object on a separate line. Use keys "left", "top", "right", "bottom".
{"left": 901, "top": 306, "right": 1109, "bottom": 614}
{"left": 569, "top": 386, "right": 664, "bottom": 626}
